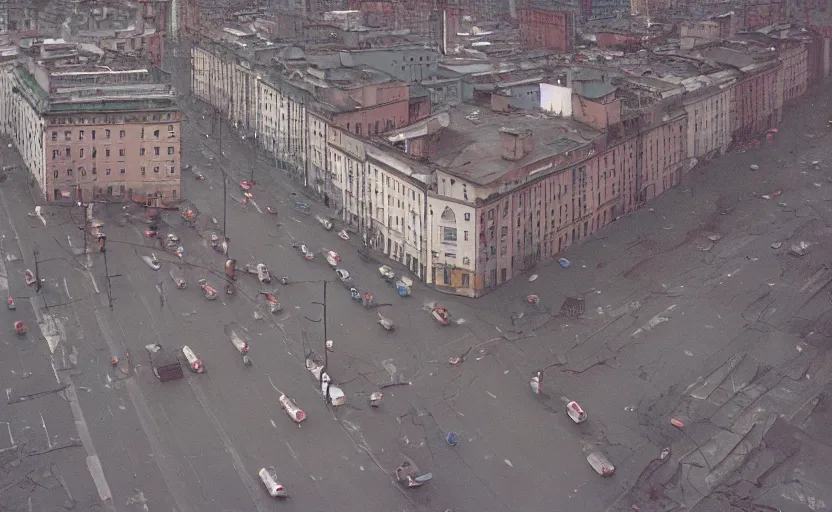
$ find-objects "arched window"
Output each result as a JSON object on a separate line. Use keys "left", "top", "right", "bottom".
{"left": 440, "top": 207, "right": 456, "bottom": 222}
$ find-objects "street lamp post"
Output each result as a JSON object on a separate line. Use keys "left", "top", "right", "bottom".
{"left": 311, "top": 280, "right": 328, "bottom": 379}
{"left": 33, "top": 245, "right": 41, "bottom": 292}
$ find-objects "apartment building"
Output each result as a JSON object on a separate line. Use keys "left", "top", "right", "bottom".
{"left": 184, "top": 13, "right": 829, "bottom": 296}
{"left": 1, "top": 46, "right": 181, "bottom": 203}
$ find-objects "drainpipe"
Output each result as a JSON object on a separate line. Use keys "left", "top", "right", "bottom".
{"left": 423, "top": 185, "right": 429, "bottom": 283}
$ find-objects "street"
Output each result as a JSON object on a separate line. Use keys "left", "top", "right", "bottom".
{"left": 3, "top": 50, "right": 832, "bottom": 512}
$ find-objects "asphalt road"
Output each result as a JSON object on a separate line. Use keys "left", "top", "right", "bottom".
{"left": 4, "top": 44, "right": 832, "bottom": 512}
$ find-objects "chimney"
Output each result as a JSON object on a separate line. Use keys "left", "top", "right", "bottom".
{"left": 500, "top": 127, "right": 533, "bottom": 161}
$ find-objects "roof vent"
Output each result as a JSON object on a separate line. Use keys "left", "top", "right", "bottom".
{"left": 499, "top": 127, "right": 533, "bottom": 161}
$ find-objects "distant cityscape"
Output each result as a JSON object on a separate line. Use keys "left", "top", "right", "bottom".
{"left": 1, "top": 0, "right": 829, "bottom": 297}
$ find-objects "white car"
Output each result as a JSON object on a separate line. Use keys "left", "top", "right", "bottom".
{"left": 258, "top": 467, "right": 287, "bottom": 498}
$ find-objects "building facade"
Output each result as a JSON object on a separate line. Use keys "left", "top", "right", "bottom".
{"left": 517, "top": 8, "right": 573, "bottom": 52}
{"left": 4, "top": 59, "right": 181, "bottom": 203}
{"left": 365, "top": 145, "right": 429, "bottom": 279}
{"left": 731, "top": 63, "right": 781, "bottom": 142}
{"left": 680, "top": 72, "right": 736, "bottom": 161}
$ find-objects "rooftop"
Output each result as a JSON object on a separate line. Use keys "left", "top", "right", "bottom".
{"left": 429, "top": 104, "right": 600, "bottom": 186}
{"left": 12, "top": 61, "right": 177, "bottom": 114}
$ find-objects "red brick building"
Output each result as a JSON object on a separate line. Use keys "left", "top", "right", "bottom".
{"left": 743, "top": 0, "right": 786, "bottom": 29}
{"left": 518, "top": 8, "right": 573, "bottom": 52}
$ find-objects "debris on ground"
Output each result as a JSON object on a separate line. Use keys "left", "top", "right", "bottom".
{"left": 528, "top": 274, "right": 538, "bottom": 282}
{"left": 789, "top": 241, "right": 811, "bottom": 256}
{"left": 558, "top": 258, "right": 571, "bottom": 268}
{"left": 526, "top": 294, "right": 540, "bottom": 304}
{"left": 560, "top": 297, "right": 585, "bottom": 318}
{"left": 750, "top": 164, "right": 759, "bottom": 171}
{"left": 670, "top": 418, "right": 685, "bottom": 429}
{"left": 771, "top": 242, "right": 783, "bottom": 249}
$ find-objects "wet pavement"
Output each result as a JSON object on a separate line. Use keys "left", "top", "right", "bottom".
{"left": 2, "top": 46, "right": 832, "bottom": 511}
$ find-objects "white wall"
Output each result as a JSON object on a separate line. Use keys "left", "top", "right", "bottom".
{"left": 540, "top": 83, "right": 573, "bottom": 117}
{"left": 1, "top": 66, "right": 46, "bottom": 196}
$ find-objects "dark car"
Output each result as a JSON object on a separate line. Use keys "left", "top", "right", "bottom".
{"left": 148, "top": 344, "right": 184, "bottom": 381}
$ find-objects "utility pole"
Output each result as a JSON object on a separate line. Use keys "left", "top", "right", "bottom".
{"left": 220, "top": 164, "right": 228, "bottom": 257}
{"left": 102, "top": 248, "right": 119, "bottom": 309}
{"left": 310, "top": 280, "right": 328, "bottom": 384}
{"left": 33, "top": 245, "right": 41, "bottom": 292}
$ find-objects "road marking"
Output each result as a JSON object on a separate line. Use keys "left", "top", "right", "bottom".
{"left": 86, "top": 455, "right": 112, "bottom": 502}
{"left": 63, "top": 278, "right": 72, "bottom": 299}
{"left": 250, "top": 199, "right": 263, "bottom": 214}
{"left": 67, "top": 235, "right": 73, "bottom": 247}
{"left": 285, "top": 440, "right": 298, "bottom": 460}
{"left": 40, "top": 413, "right": 52, "bottom": 449}
{"left": 89, "top": 273, "right": 99, "bottom": 293}
{"left": 92, "top": 309, "right": 195, "bottom": 512}
{"left": 289, "top": 216, "right": 302, "bottom": 223}
{"left": 185, "top": 375, "right": 272, "bottom": 512}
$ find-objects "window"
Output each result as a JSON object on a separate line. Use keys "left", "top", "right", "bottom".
{"left": 153, "top": 166, "right": 159, "bottom": 173}
{"left": 105, "top": 129, "right": 111, "bottom": 139}
{"left": 172, "top": 189, "right": 177, "bottom": 199}
{"left": 464, "top": 213, "right": 471, "bottom": 221}
{"left": 153, "top": 130, "right": 159, "bottom": 137}
{"left": 53, "top": 170, "right": 59, "bottom": 178}
{"left": 79, "top": 130, "right": 84, "bottom": 140}
{"left": 119, "top": 130, "right": 125, "bottom": 138}
{"left": 119, "top": 184, "right": 125, "bottom": 196}
{"left": 92, "top": 147, "right": 97, "bottom": 158}
{"left": 52, "top": 150, "right": 59, "bottom": 159}
{"left": 141, "top": 128, "right": 145, "bottom": 139}
{"left": 65, "top": 148, "right": 71, "bottom": 157}
{"left": 80, "top": 167, "right": 86, "bottom": 176}
{"left": 67, "top": 169, "right": 73, "bottom": 177}
{"left": 91, "top": 167, "right": 96, "bottom": 175}
{"left": 464, "top": 230, "right": 469, "bottom": 241}
{"left": 442, "top": 227, "right": 458, "bottom": 242}
{"left": 119, "top": 149, "right": 125, "bottom": 157}
{"left": 64, "top": 131, "right": 71, "bottom": 141}
{"left": 154, "top": 147, "right": 160, "bottom": 155}
{"left": 79, "top": 148, "right": 84, "bottom": 158}
{"left": 167, "top": 125, "right": 174, "bottom": 137}
{"left": 462, "top": 274, "right": 470, "bottom": 288}
{"left": 51, "top": 132, "right": 57, "bottom": 141}
{"left": 91, "top": 130, "right": 96, "bottom": 140}
{"left": 169, "top": 166, "right": 175, "bottom": 174}
{"left": 141, "top": 166, "right": 146, "bottom": 175}
{"left": 140, "top": 147, "right": 145, "bottom": 155}
{"left": 106, "top": 168, "right": 111, "bottom": 175}
{"left": 119, "top": 168, "right": 125, "bottom": 174}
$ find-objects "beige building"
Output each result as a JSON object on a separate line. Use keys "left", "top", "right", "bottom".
{"left": 5, "top": 54, "right": 181, "bottom": 203}
{"left": 682, "top": 71, "right": 737, "bottom": 161}
{"left": 365, "top": 145, "right": 430, "bottom": 279}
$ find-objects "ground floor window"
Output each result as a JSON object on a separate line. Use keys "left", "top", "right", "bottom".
{"left": 461, "top": 274, "right": 470, "bottom": 288}
{"left": 443, "top": 267, "right": 451, "bottom": 285}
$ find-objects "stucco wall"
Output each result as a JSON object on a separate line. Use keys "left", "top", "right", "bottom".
{"left": 540, "top": 83, "right": 573, "bottom": 117}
